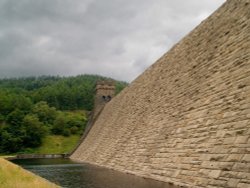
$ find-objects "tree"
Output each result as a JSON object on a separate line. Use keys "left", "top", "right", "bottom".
{"left": 67, "top": 112, "right": 87, "bottom": 134}
{"left": 6, "top": 109, "right": 25, "bottom": 136}
{"left": 0, "top": 130, "right": 24, "bottom": 153}
{"left": 13, "top": 95, "right": 33, "bottom": 113}
{"left": 51, "top": 113, "right": 70, "bottom": 136}
{"left": 22, "top": 114, "right": 47, "bottom": 147}
{"left": 32, "top": 101, "right": 57, "bottom": 126}
{"left": 0, "top": 113, "right": 4, "bottom": 123}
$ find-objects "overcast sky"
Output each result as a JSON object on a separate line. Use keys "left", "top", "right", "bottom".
{"left": 0, "top": 0, "right": 225, "bottom": 82}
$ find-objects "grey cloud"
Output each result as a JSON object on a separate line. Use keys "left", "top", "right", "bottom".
{"left": 0, "top": 0, "right": 225, "bottom": 82}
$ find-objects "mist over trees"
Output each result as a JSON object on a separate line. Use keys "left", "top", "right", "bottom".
{"left": 0, "top": 75, "right": 127, "bottom": 153}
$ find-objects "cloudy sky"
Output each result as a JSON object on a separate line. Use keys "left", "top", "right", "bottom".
{"left": 0, "top": 0, "right": 225, "bottom": 82}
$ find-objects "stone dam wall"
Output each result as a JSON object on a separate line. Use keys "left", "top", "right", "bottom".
{"left": 71, "top": 0, "right": 250, "bottom": 187}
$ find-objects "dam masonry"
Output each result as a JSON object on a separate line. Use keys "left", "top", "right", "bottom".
{"left": 71, "top": 0, "right": 250, "bottom": 187}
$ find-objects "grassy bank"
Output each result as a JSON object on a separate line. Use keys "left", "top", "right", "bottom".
{"left": 0, "top": 158, "right": 58, "bottom": 188}
{"left": 0, "top": 155, "right": 15, "bottom": 159}
{"left": 0, "top": 135, "right": 80, "bottom": 157}
{"left": 31, "top": 135, "right": 80, "bottom": 154}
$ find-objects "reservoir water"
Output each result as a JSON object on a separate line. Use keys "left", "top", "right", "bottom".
{"left": 12, "top": 158, "right": 177, "bottom": 188}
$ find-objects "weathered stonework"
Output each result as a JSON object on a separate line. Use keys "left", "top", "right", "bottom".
{"left": 71, "top": 0, "right": 250, "bottom": 187}
{"left": 70, "top": 80, "right": 115, "bottom": 155}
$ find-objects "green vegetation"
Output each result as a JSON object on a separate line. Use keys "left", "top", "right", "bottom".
{"left": 0, "top": 75, "right": 128, "bottom": 154}
{"left": 0, "top": 101, "right": 86, "bottom": 154}
{"left": 0, "top": 158, "right": 58, "bottom": 188}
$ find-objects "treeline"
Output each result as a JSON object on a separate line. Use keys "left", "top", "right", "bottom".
{"left": 0, "top": 75, "right": 128, "bottom": 153}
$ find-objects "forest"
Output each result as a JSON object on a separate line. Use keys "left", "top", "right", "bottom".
{"left": 0, "top": 75, "right": 127, "bottom": 153}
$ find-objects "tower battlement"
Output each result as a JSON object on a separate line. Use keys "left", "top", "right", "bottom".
{"left": 95, "top": 80, "right": 115, "bottom": 92}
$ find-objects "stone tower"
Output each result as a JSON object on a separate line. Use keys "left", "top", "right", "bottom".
{"left": 93, "top": 80, "right": 115, "bottom": 119}
{"left": 69, "top": 80, "right": 115, "bottom": 155}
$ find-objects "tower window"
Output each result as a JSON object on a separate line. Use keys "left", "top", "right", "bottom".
{"left": 107, "top": 96, "right": 111, "bottom": 101}
{"left": 102, "top": 95, "right": 111, "bottom": 102}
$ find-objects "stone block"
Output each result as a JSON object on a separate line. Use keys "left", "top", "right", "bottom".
{"left": 235, "top": 136, "right": 249, "bottom": 144}
{"left": 237, "top": 183, "right": 250, "bottom": 188}
{"left": 208, "top": 170, "right": 221, "bottom": 178}
{"left": 233, "top": 163, "right": 250, "bottom": 173}
{"left": 216, "top": 130, "right": 226, "bottom": 137}
{"left": 201, "top": 161, "right": 218, "bottom": 169}
{"left": 237, "top": 172, "right": 250, "bottom": 179}
{"left": 233, "top": 120, "right": 249, "bottom": 129}
{"left": 227, "top": 178, "right": 240, "bottom": 188}
{"left": 242, "top": 154, "right": 250, "bottom": 163}
{"left": 224, "top": 137, "right": 236, "bottom": 144}
{"left": 211, "top": 146, "right": 231, "bottom": 154}
{"left": 226, "top": 154, "right": 243, "bottom": 162}
{"left": 221, "top": 171, "right": 239, "bottom": 178}
{"left": 210, "top": 154, "right": 226, "bottom": 161}
{"left": 208, "top": 179, "right": 227, "bottom": 187}
{"left": 199, "top": 154, "right": 212, "bottom": 161}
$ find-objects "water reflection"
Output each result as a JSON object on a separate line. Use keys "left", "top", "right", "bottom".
{"left": 13, "top": 158, "right": 177, "bottom": 188}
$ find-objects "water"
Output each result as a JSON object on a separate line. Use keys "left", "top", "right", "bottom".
{"left": 12, "top": 158, "right": 177, "bottom": 188}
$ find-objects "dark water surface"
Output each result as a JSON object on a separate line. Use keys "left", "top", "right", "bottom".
{"left": 12, "top": 158, "right": 177, "bottom": 188}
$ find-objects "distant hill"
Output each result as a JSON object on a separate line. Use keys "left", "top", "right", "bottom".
{"left": 0, "top": 75, "right": 128, "bottom": 111}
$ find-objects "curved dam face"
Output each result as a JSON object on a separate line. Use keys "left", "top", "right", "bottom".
{"left": 71, "top": 1, "right": 250, "bottom": 187}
